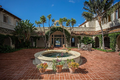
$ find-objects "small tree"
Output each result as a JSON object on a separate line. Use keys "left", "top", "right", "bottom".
{"left": 40, "top": 15, "right": 47, "bottom": 48}
{"left": 14, "top": 20, "right": 36, "bottom": 47}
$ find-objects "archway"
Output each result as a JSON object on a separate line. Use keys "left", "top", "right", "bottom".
{"left": 104, "top": 37, "right": 110, "bottom": 48}
{"left": 3, "top": 37, "right": 11, "bottom": 46}
{"left": 50, "top": 31, "right": 64, "bottom": 47}
{"left": 46, "top": 27, "right": 70, "bottom": 42}
{"left": 95, "top": 37, "right": 99, "bottom": 48}
{"left": 117, "top": 35, "right": 120, "bottom": 51}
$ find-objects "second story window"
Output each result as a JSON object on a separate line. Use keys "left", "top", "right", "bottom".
{"left": 108, "top": 15, "right": 111, "bottom": 22}
{"left": 16, "top": 20, "right": 18, "bottom": 26}
{"left": 3, "top": 14, "right": 8, "bottom": 23}
{"left": 84, "top": 24, "right": 86, "bottom": 27}
{"left": 118, "top": 7, "right": 120, "bottom": 18}
{"left": 115, "top": 9, "right": 118, "bottom": 19}
{"left": 111, "top": 13, "right": 114, "bottom": 21}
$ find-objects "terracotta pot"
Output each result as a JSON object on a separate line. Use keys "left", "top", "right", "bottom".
{"left": 39, "top": 68, "right": 46, "bottom": 74}
{"left": 69, "top": 67, "right": 76, "bottom": 73}
{"left": 56, "top": 65, "right": 63, "bottom": 73}
{"left": 63, "top": 44, "right": 65, "bottom": 48}
{"left": 51, "top": 45, "right": 53, "bottom": 48}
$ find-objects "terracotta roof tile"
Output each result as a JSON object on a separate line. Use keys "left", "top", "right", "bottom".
{"left": 72, "top": 26, "right": 120, "bottom": 36}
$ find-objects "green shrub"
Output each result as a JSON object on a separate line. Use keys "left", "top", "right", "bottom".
{"left": 93, "top": 48, "right": 114, "bottom": 52}
{"left": 81, "top": 37, "right": 94, "bottom": 45}
{"left": 0, "top": 45, "right": 21, "bottom": 53}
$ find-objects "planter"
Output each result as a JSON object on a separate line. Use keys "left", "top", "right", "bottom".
{"left": 56, "top": 65, "right": 63, "bottom": 73}
{"left": 51, "top": 45, "right": 54, "bottom": 48}
{"left": 69, "top": 67, "right": 76, "bottom": 73}
{"left": 63, "top": 44, "right": 65, "bottom": 48}
{"left": 39, "top": 68, "right": 46, "bottom": 74}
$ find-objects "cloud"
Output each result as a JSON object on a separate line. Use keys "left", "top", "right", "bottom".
{"left": 69, "top": 0, "right": 75, "bottom": 3}
{"left": 51, "top": 4, "right": 54, "bottom": 7}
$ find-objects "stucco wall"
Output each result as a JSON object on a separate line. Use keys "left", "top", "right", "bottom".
{"left": 0, "top": 11, "right": 20, "bottom": 30}
{"left": 36, "top": 38, "right": 45, "bottom": 47}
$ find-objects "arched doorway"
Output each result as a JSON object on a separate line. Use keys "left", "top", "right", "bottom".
{"left": 95, "top": 37, "right": 99, "bottom": 48}
{"left": 104, "top": 37, "right": 110, "bottom": 48}
{"left": 3, "top": 37, "right": 11, "bottom": 46}
{"left": 50, "top": 31, "right": 64, "bottom": 47}
{"left": 117, "top": 35, "right": 120, "bottom": 51}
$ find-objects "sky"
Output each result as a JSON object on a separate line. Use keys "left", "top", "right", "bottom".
{"left": 0, "top": 0, "right": 119, "bottom": 27}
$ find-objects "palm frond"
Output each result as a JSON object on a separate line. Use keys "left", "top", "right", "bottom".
{"left": 82, "top": 12, "right": 93, "bottom": 21}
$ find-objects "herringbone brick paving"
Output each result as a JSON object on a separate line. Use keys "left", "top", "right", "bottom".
{"left": 0, "top": 48, "right": 120, "bottom": 80}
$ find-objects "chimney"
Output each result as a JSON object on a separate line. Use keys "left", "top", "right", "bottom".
{"left": 0, "top": 5, "right": 2, "bottom": 8}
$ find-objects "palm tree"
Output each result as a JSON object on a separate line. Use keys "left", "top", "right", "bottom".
{"left": 59, "top": 17, "right": 67, "bottom": 45}
{"left": 71, "top": 18, "right": 76, "bottom": 46}
{"left": 35, "top": 20, "right": 42, "bottom": 35}
{"left": 47, "top": 14, "right": 51, "bottom": 47}
{"left": 40, "top": 15, "right": 47, "bottom": 48}
{"left": 66, "top": 19, "right": 71, "bottom": 47}
{"left": 52, "top": 18, "right": 55, "bottom": 24}
{"left": 82, "top": 0, "right": 114, "bottom": 49}
{"left": 71, "top": 18, "right": 76, "bottom": 29}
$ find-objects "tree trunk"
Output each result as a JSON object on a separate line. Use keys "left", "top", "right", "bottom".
{"left": 63, "top": 26, "right": 66, "bottom": 45}
{"left": 43, "top": 23, "right": 47, "bottom": 48}
{"left": 70, "top": 27, "right": 71, "bottom": 47}
{"left": 97, "top": 17, "right": 105, "bottom": 50}
{"left": 48, "top": 20, "right": 51, "bottom": 47}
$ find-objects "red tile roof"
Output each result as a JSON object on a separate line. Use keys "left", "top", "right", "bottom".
{"left": 72, "top": 26, "right": 120, "bottom": 35}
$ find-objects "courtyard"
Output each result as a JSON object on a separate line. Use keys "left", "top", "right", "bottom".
{"left": 0, "top": 48, "right": 120, "bottom": 80}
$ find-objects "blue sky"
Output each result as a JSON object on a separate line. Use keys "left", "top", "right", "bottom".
{"left": 0, "top": 0, "right": 119, "bottom": 27}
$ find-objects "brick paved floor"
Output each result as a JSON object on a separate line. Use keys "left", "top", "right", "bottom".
{"left": 0, "top": 48, "right": 120, "bottom": 80}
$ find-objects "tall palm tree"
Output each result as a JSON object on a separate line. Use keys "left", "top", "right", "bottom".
{"left": 35, "top": 20, "right": 42, "bottom": 34}
{"left": 40, "top": 15, "right": 47, "bottom": 48}
{"left": 59, "top": 17, "right": 67, "bottom": 45}
{"left": 66, "top": 19, "right": 71, "bottom": 47}
{"left": 71, "top": 18, "right": 76, "bottom": 46}
{"left": 52, "top": 18, "right": 55, "bottom": 24}
{"left": 82, "top": 0, "right": 114, "bottom": 49}
{"left": 71, "top": 18, "right": 76, "bottom": 29}
{"left": 47, "top": 14, "right": 52, "bottom": 47}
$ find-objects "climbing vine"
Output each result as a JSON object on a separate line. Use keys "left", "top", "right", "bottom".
{"left": 108, "top": 32, "right": 120, "bottom": 51}
{"left": 45, "top": 27, "right": 70, "bottom": 42}
{"left": 96, "top": 32, "right": 120, "bottom": 51}
{"left": 97, "top": 35, "right": 102, "bottom": 47}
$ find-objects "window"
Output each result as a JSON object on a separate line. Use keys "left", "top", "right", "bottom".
{"left": 115, "top": 9, "right": 118, "bottom": 19}
{"left": 56, "top": 22, "right": 59, "bottom": 26}
{"left": 16, "top": 20, "right": 18, "bottom": 25}
{"left": 72, "top": 38, "right": 75, "bottom": 43}
{"left": 102, "top": 18, "right": 107, "bottom": 24}
{"left": 111, "top": 13, "right": 114, "bottom": 21}
{"left": 3, "top": 14, "right": 8, "bottom": 23}
{"left": 84, "top": 25, "right": 86, "bottom": 27}
{"left": 119, "top": 7, "right": 120, "bottom": 18}
{"left": 108, "top": 15, "right": 111, "bottom": 22}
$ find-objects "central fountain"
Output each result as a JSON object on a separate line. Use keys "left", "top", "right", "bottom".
{"left": 33, "top": 50, "right": 81, "bottom": 69}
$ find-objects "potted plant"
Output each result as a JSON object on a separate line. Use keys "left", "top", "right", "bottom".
{"left": 51, "top": 44, "right": 54, "bottom": 48}
{"left": 36, "top": 63, "right": 48, "bottom": 74}
{"left": 63, "top": 44, "right": 65, "bottom": 48}
{"left": 52, "top": 59, "right": 65, "bottom": 73}
{"left": 67, "top": 59, "right": 75, "bottom": 64}
{"left": 67, "top": 59, "right": 79, "bottom": 73}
